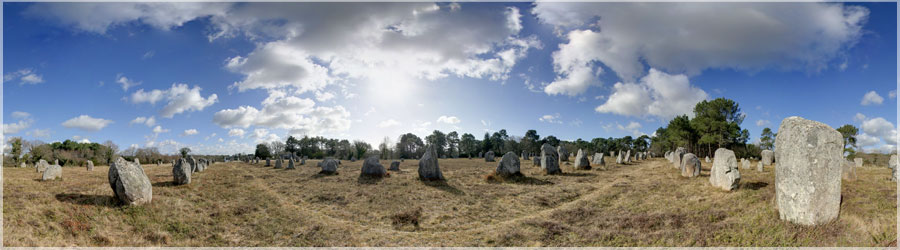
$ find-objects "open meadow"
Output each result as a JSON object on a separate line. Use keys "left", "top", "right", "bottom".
{"left": 4, "top": 157, "right": 896, "bottom": 247}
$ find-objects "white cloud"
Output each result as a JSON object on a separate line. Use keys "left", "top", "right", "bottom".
{"left": 854, "top": 112, "right": 866, "bottom": 122}
{"left": 539, "top": 113, "right": 563, "bottom": 124}
{"left": 3, "top": 111, "right": 34, "bottom": 135}
{"left": 860, "top": 90, "right": 884, "bottom": 106}
{"left": 142, "top": 50, "right": 155, "bottom": 60}
{"left": 11, "top": 111, "right": 31, "bottom": 119}
{"left": 131, "top": 83, "right": 218, "bottom": 118}
{"left": 250, "top": 128, "right": 280, "bottom": 143}
{"left": 861, "top": 117, "right": 897, "bottom": 145}
{"left": 315, "top": 91, "right": 335, "bottom": 102}
{"left": 24, "top": 2, "right": 231, "bottom": 34}
{"left": 116, "top": 74, "right": 142, "bottom": 91}
{"left": 228, "top": 128, "right": 245, "bottom": 137}
{"left": 218, "top": 138, "right": 225, "bottom": 143}
{"left": 129, "top": 116, "right": 156, "bottom": 127}
{"left": 616, "top": 121, "right": 644, "bottom": 136}
{"left": 889, "top": 90, "right": 897, "bottom": 99}
{"left": 756, "top": 119, "right": 771, "bottom": 127}
{"left": 377, "top": 119, "right": 401, "bottom": 128}
{"left": 204, "top": 132, "right": 217, "bottom": 141}
{"left": 437, "top": 115, "right": 461, "bottom": 125}
{"left": 152, "top": 125, "right": 170, "bottom": 134}
{"left": 182, "top": 129, "right": 198, "bottom": 136}
{"left": 534, "top": 3, "right": 868, "bottom": 81}
{"left": 61, "top": 115, "right": 113, "bottom": 132}
{"left": 595, "top": 68, "right": 708, "bottom": 120}
{"left": 3, "top": 68, "right": 44, "bottom": 85}
{"left": 411, "top": 121, "right": 432, "bottom": 134}
{"left": 27, "top": 128, "right": 51, "bottom": 139}
{"left": 213, "top": 91, "right": 351, "bottom": 136}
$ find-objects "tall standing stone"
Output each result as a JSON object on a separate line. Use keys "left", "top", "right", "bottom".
{"left": 591, "top": 153, "right": 605, "bottom": 166}
{"left": 558, "top": 146, "right": 569, "bottom": 162}
{"left": 86, "top": 160, "right": 94, "bottom": 171}
{"left": 173, "top": 158, "right": 191, "bottom": 185}
{"left": 495, "top": 152, "right": 522, "bottom": 177}
{"left": 890, "top": 154, "right": 897, "bottom": 182}
{"left": 541, "top": 143, "right": 562, "bottom": 174}
{"left": 673, "top": 147, "right": 687, "bottom": 169}
{"left": 532, "top": 156, "right": 541, "bottom": 166}
{"left": 20, "top": 162, "right": 26, "bottom": 168}
{"left": 42, "top": 164, "right": 62, "bottom": 181}
{"left": 616, "top": 153, "right": 623, "bottom": 164}
{"left": 710, "top": 148, "right": 741, "bottom": 191}
{"left": 266, "top": 158, "right": 271, "bottom": 167}
{"left": 361, "top": 156, "right": 387, "bottom": 177}
{"left": 108, "top": 157, "right": 152, "bottom": 205}
{"left": 774, "top": 116, "right": 842, "bottom": 225}
{"left": 485, "top": 151, "right": 495, "bottom": 162}
{"left": 275, "top": 157, "right": 283, "bottom": 169}
{"left": 761, "top": 150, "right": 775, "bottom": 165}
{"left": 624, "top": 150, "right": 631, "bottom": 164}
{"left": 418, "top": 145, "right": 444, "bottom": 180}
{"left": 286, "top": 158, "right": 295, "bottom": 170}
{"left": 757, "top": 162, "right": 764, "bottom": 172}
{"left": 842, "top": 160, "right": 857, "bottom": 181}
{"left": 574, "top": 149, "right": 591, "bottom": 170}
{"left": 36, "top": 159, "right": 49, "bottom": 173}
{"left": 522, "top": 151, "right": 529, "bottom": 161}
{"left": 741, "top": 158, "right": 751, "bottom": 170}
{"left": 853, "top": 158, "right": 863, "bottom": 167}
{"left": 681, "top": 153, "right": 701, "bottom": 177}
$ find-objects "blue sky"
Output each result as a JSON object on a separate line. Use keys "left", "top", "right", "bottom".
{"left": 2, "top": 2, "right": 897, "bottom": 155}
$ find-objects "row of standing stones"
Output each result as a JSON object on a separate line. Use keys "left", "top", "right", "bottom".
{"left": 666, "top": 116, "right": 899, "bottom": 226}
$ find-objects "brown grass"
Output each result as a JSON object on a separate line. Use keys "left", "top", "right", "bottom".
{"left": 3, "top": 158, "right": 895, "bottom": 246}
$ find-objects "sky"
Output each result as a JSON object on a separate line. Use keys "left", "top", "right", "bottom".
{"left": 2, "top": 2, "right": 897, "bottom": 155}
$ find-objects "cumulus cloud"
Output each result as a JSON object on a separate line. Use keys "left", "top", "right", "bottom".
{"left": 377, "top": 119, "right": 401, "bottom": 128}
{"left": 23, "top": 2, "right": 231, "bottom": 34}
{"left": 534, "top": 2, "right": 868, "bottom": 82}
{"left": 228, "top": 128, "right": 245, "bottom": 137}
{"left": 250, "top": 128, "right": 280, "bottom": 143}
{"left": 129, "top": 116, "right": 156, "bottom": 127}
{"left": 855, "top": 116, "right": 898, "bottom": 153}
{"left": 756, "top": 119, "right": 771, "bottom": 127}
{"left": 61, "top": 115, "right": 113, "bottom": 132}
{"left": 595, "top": 68, "right": 708, "bottom": 120}
{"left": 539, "top": 113, "right": 563, "bottom": 124}
{"left": 3, "top": 112, "right": 33, "bottom": 135}
{"left": 116, "top": 74, "right": 141, "bottom": 91}
{"left": 182, "top": 129, "right": 198, "bottom": 136}
{"left": 131, "top": 83, "right": 218, "bottom": 118}
{"left": 617, "top": 121, "right": 644, "bottom": 136}
{"left": 27, "top": 128, "right": 51, "bottom": 139}
{"left": 437, "top": 116, "right": 461, "bottom": 125}
{"left": 860, "top": 90, "right": 884, "bottom": 106}
{"left": 213, "top": 91, "right": 351, "bottom": 136}
{"left": 3, "top": 68, "right": 44, "bottom": 85}
{"left": 152, "top": 125, "right": 170, "bottom": 134}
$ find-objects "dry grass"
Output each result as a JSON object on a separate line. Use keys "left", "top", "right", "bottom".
{"left": 3, "top": 157, "right": 895, "bottom": 247}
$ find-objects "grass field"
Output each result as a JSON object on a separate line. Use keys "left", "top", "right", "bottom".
{"left": 3, "top": 157, "right": 896, "bottom": 247}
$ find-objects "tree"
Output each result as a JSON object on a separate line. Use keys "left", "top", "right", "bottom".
{"left": 379, "top": 136, "right": 393, "bottom": 159}
{"left": 446, "top": 131, "right": 459, "bottom": 157}
{"left": 352, "top": 140, "right": 371, "bottom": 159}
{"left": 691, "top": 98, "right": 744, "bottom": 156}
{"left": 523, "top": 129, "right": 540, "bottom": 154}
{"left": 255, "top": 144, "right": 272, "bottom": 159}
{"left": 8, "top": 137, "right": 22, "bottom": 164}
{"left": 425, "top": 130, "right": 448, "bottom": 156}
{"left": 542, "top": 135, "right": 560, "bottom": 147}
{"left": 285, "top": 136, "right": 300, "bottom": 155}
{"left": 836, "top": 124, "right": 859, "bottom": 157}
{"left": 634, "top": 135, "right": 650, "bottom": 152}
{"left": 397, "top": 133, "right": 425, "bottom": 159}
{"left": 179, "top": 147, "right": 191, "bottom": 158}
{"left": 760, "top": 128, "right": 775, "bottom": 150}
{"left": 459, "top": 133, "right": 477, "bottom": 157}
{"left": 481, "top": 132, "right": 492, "bottom": 154}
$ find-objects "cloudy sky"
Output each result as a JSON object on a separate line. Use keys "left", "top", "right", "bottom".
{"left": 2, "top": 2, "right": 897, "bottom": 155}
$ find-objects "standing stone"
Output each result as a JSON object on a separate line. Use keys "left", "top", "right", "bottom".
{"left": 173, "top": 158, "right": 191, "bottom": 185}
{"left": 479, "top": 152, "right": 483, "bottom": 158}
{"left": 522, "top": 151, "right": 529, "bottom": 161}
{"left": 275, "top": 158, "right": 283, "bottom": 169}
{"left": 624, "top": 150, "right": 631, "bottom": 164}
{"left": 42, "top": 164, "right": 62, "bottom": 181}
{"left": 757, "top": 162, "right": 764, "bottom": 172}
{"left": 86, "top": 160, "right": 94, "bottom": 171}
{"left": 532, "top": 156, "right": 541, "bottom": 166}
{"left": 853, "top": 158, "right": 863, "bottom": 167}
{"left": 761, "top": 150, "right": 775, "bottom": 165}
{"left": 591, "top": 153, "right": 605, "bottom": 166}
{"left": 188, "top": 157, "right": 198, "bottom": 173}
{"left": 495, "top": 152, "right": 522, "bottom": 177}
{"left": 418, "top": 145, "right": 444, "bottom": 180}
{"left": 320, "top": 158, "right": 339, "bottom": 175}
{"left": 673, "top": 147, "right": 687, "bottom": 169}
{"left": 20, "top": 162, "right": 26, "bottom": 168}
{"left": 485, "top": 151, "right": 495, "bottom": 162}
{"left": 300, "top": 158, "right": 306, "bottom": 165}
{"left": 890, "top": 154, "right": 897, "bottom": 182}
{"left": 774, "top": 116, "right": 842, "bottom": 225}
{"left": 616, "top": 153, "right": 623, "bottom": 164}
{"left": 842, "top": 160, "right": 857, "bottom": 181}
{"left": 361, "top": 156, "right": 387, "bottom": 177}
{"left": 286, "top": 158, "right": 295, "bottom": 170}
{"left": 351, "top": 156, "right": 357, "bottom": 162}
{"left": 389, "top": 161, "right": 401, "bottom": 171}
{"left": 741, "top": 158, "right": 751, "bottom": 170}
{"left": 710, "top": 148, "right": 741, "bottom": 191}
{"left": 541, "top": 143, "right": 562, "bottom": 174}
{"left": 558, "top": 146, "right": 569, "bottom": 162}
{"left": 681, "top": 153, "right": 701, "bottom": 177}
{"left": 108, "top": 157, "right": 152, "bottom": 205}
{"left": 36, "top": 159, "right": 49, "bottom": 173}
{"left": 611, "top": 151, "right": 617, "bottom": 160}
{"left": 574, "top": 149, "right": 591, "bottom": 170}
{"left": 266, "top": 158, "right": 271, "bottom": 167}
{"left": 705, "top": 156, "right": 711, "bottom": 163}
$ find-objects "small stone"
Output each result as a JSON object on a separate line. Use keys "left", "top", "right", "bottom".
{"left": 86, "top": 160, "right": 94, "bottom": 171}
{"left": 485, "top": 151, "right": 495, "bottom": 162}
{"left": 842, "top": 160, "right": 857, "bottom": 181}
{"left": 761, "top": 150, "right": 775, "bottom": 165}
{"left": 495, "top": 152, "right": 521, "bottom": 177}
{"left": 574, "top": 149, "right": 591, "bottom": 170}
{"left": 389, "top": 161, "right": 401, "bottom": 171}
{"left": 361, "top": 156, "right": 387, "bottom": 177}
{"left": 173, "top": 158, "right": 191, "bottom": 185}
{"left": 541, "top": 143, "right": 561, "bottom": 174}
{"left": 853, "top": 158, "right": 863, "bottom": 167}
{"left": 42, "top": 164, "right": 62, "bottom": 181}
{"left": 320, "top": 158, "right": 339, "bottom": 175}
{"left": 591, "top": 153, "right": 605, "bottom": 166}
{"left": 681, "top": 153, "right": 700, "bottom": 177}
{"left": 557, "top": 146, "right": 569, "bottom": 162}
